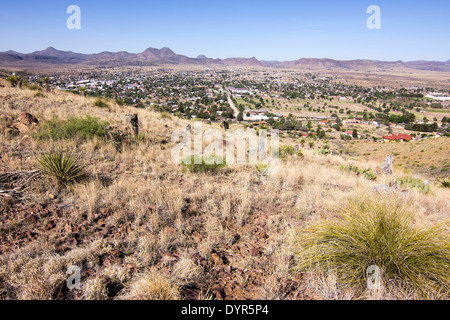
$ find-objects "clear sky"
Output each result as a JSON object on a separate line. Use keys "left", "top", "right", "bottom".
{"left": 0, "top": 0, "right": 449, "bottom": 62}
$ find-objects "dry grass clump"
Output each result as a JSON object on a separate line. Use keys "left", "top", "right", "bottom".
{"left": 291, "top": 192, "right": 450, "bottom": 299}
{"left": 172, "top": 254, "right": 204, "bottom": 283}
{"left": 117, "top": 270, "right": 180, "bottom": 300}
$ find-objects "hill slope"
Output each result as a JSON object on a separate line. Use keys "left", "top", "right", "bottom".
{"left": 0, "top": 81, "right": 448, "bottom": 300}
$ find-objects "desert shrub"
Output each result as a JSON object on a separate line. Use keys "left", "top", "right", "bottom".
{"left": 34, "top": 115, "right": 109, "bottom": 141}
{"left": 438, "top": 177, "right": 450, "bottom": 188}
{"left": 160, "top": 112, "right": 172, "bottom": 120}
{"left": 34, "top": 91, "right": 46, "bottom": 98}
{"left": 314, "top": 147, "right": 331, "bottom": 155}
{"left": 5, "top": 75, "right": 21, "bottom": 87}
{"left": 397, "top": 176, "right": 430, "bottom": 194}
{"left": 181, "top": 155, "right": 226, "bottom": 174}
{"left": 279, "top": 145, "right": 297, "bottom": 160}
{"left": 93, "top": 97, "right": 110, "bottom": 109}
{"left": 37, "top": 150, "right": 86, "bottom": 185}
{"left": 340, "top": 165, "right": 377, "bottom": 180}
{"left": 291, "top": 194, "right": 450, "bottom": 298}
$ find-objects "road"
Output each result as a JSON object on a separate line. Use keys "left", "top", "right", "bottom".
{"left": 224, "top": 86, "right": 239, "bottom": 119}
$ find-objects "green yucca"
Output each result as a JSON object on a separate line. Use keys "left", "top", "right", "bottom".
{"left": 254, "top": 161, "right": 271, "bottom": 176}
{"left": 291, "top": 193, "right": 450, "bottom": 298}
{"left": 37, "top": 150, "right": 86, "bottom": 185}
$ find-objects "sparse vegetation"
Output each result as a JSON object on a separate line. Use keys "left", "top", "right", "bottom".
{"left": 181, "top": 155, "right": 226, "bottom": 174}
{"left": 340, "top": 164, "right": 377, "bottom": 180}
{"left": 397, "top": 176, "right": 430, "bottom": 194}
{"left": 34, "top": 115, "right": 109, "bottom": 141}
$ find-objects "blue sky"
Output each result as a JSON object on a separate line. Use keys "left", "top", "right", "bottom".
{"left": 0, "top": 0, "right": 449, "bottom": 61}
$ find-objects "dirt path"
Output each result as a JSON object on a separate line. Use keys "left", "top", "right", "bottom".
{"left": 224, "top": 86, "right": 239, "bottom": 118}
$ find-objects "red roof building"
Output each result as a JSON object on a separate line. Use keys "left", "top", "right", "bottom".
{"left": 383, "top": 134, "right": 412, "bottom": 141}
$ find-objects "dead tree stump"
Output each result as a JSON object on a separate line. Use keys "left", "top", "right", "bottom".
{"left": 127, "top": 113, "right": 139, "bottom": 136}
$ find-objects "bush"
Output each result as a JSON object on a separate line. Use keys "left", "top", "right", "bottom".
{"left": 397, "top": 176, "right": 430, "bottom": 194}
{"left": 34, "top": 115, "right": 109, "bottom": 141}
{"left": 93, "top": 98, "right": 110, "bottom": 109}
{"left": 291, "top": 194, "right": 450, "bottom": 298}
{"left": 279, "top": 145, "right": 295, "bottom": 159}
{"left": 181, "top": 155, "right": 226, "bottom": 174}
{"left": 340, "top": 165, "right": 377, "bottom": 180}
{"left": 438, "top": 177, "right": 450, "bottom": 188}
{"left": 37, "top": 150, "right": 86, "bottom": 185}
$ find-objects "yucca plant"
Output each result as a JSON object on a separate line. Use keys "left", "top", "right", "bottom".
{"left": 291, "top": 193, "right": 450, "bottom": 298}
{"left": 254, "top": 161, "right": 271, "bottom": 176}
{"left": 37, "top": 150, "right": 86, "bottom": 186}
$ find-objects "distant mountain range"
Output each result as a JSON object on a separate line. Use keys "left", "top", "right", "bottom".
{"left": 1, "top": 46, "right": 450, "bottom": 72}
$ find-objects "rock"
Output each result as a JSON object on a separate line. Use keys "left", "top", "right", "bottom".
{"left": 192, "top": 231, "right": 203, "bottom": 242}
{"left": 5, "top": 126, "right": 19, "bottom": 137}
{"left": 213, "top": 290, "right": 224, "bottom": 300}
{"left": 19, "top": 112, "right": 38, "bottom": 126}
{"left": 98, "top": 207, "right": 109, "bottom": 215}
{"left": 11, "top": 122, "right": 37, "bottom": 133}
{"left": 249, "top": 247, "right": 261, "bottom": 257}
{"left": 211, "top": 252, "right": 223, "bottom": 266}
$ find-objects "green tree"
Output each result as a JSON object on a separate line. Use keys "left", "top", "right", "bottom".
{"left": 6, "top": 75, "right": 21, "bottom": 87}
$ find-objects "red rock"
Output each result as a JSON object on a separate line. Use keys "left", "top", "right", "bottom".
{"left": 211, "top": 253, "right": 223, "bottom": 266}
{"left": 98, "top": 207, "right": 109, "bottom": 215}
{"left": 213, "top": 290, "right": 223, "bottom": 300}
{"left": 249, "top": 247, "right": 261, "bottom": 257}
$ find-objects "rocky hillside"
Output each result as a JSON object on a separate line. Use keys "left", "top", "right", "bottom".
{"left": 0, "top": 81, "right": 448, "bottom": 300}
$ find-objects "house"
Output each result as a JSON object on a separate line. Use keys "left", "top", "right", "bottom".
{"left": 343, "top": 131, "right": 362, "bottom": 139}
{"left": 343, "top": 118, "right": 361, "bottom": 124}
{"left": 383, "top": 133, "right": 412, "bottom": 142}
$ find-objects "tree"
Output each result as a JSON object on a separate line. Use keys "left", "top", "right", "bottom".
{"left": 6, "top": 75, "right": 21, "bottom": 88}
{"left": 442, "top": 116, "right": 448, "bottom": 125}
{"left": 43, "top": 77, "right": 51, "bottom": 92}
{"left": 237, "top": 111, "right": 243, "bottom": 122}
{"left": 352, "top": 129, "right": 358, "bottom": 139}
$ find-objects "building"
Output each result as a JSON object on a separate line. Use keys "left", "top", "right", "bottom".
{"left": 383, "top": 133, "right": 412, "bottom": 142}
{"left": 343, "top": 118, "right": 361, "bottom": 124}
